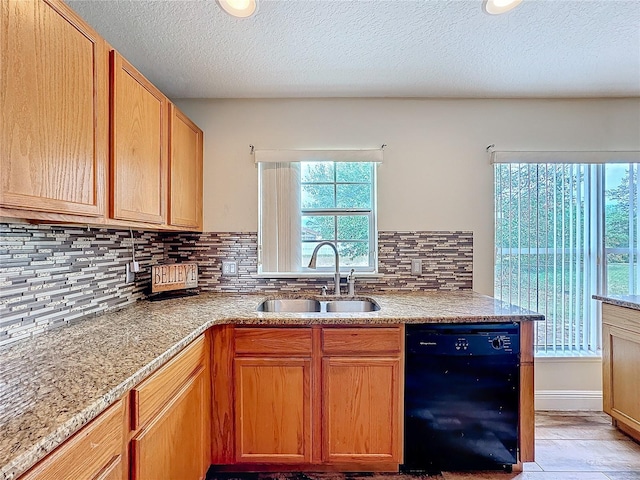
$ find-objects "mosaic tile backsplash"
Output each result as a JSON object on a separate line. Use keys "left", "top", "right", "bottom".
{"left": 0, "top": 224, "right": 164, "bottom": 347}
{"left": 164, "top": 231, "right": 473, "bottom": 294}
{"left": 0, "top": 225, "right": 472, "bottom": 346}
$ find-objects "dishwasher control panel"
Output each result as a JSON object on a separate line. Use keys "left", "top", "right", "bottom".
{"left": 408, "top": 323, "right": 520, "bottom": 356}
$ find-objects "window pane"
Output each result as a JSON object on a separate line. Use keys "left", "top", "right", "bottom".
{"left": 337, "top": 215, "right": 369, "bottom": 241}
{"left": 606, "top": 253, "right": 633, "bottom": 295}
{"left": 338, "top": 242, "right": 370, "bottom": 267}
{"left": 604, "top": 164, "right": 640, "bottom": 295}
{"left": 301, "top": 162, "right": 334, "bottom": 183}
{"left": 336, "top": 184, "right": 371, "bottom": 208}
{"left": 302, "top": 184, "right": 335, "bottom": 209}
{"left": 336, "top": 162, "right": 371, "bottom": 183}
{"left": 302, "top": 215, "right": 335, "bottom": 241}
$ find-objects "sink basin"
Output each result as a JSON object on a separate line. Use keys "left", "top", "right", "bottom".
{"left": 324, "top": 300, "right": 380, "bottom": 312}
{"left": 257, "top": 298, "right": 380, "bottom": 313}
{"left": 257, "top": 298, "right": 321, "bottom": 312}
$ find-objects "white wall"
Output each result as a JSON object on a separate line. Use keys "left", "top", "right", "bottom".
{"left": 175, "top": 97, "right": 639, "bottom": 409}
{"left": 175, "top": 97, "right": 640, "bottom": 297}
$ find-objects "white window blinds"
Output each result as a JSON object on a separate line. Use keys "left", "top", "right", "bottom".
{"left": 494, "top": 159, "right": 640, "bottom": 354}
{"left": 259, "top": 162, "right": 302, "bottom": 272}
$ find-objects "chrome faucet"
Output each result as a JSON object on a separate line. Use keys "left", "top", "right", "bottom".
{"left": 308, "top": 241, "right": 341, "bottom": 296}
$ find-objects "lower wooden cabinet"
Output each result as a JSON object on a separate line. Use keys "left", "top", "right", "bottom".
{"left": 602, "top": 303, "right": 640, "bottom": 441}
{"left": 19, "top": 334, "right": 212, "bottom": 480}
{"left": 20, "top": 399, "right": 125, "bottom": 480}
{"left": 212, "top": 324, "right": 404, "bottom": 471}
{"left": 234, "top": 357, "right": 312, "bottom": 463}
{"left": 323, "top": 357, "right": 401, "bottom": 464}
{"left": 130, "top": 334, "right": 211, "bottom": 480}
{"left": 131, "top": 365, "right": 209, "bottom": 480}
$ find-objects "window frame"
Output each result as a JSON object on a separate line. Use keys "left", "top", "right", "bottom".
{"left": 493, "top": 160, "right": 640, "bottom": 356}
{"left": 257, "top": 160, "right": 379, "bottom": 276}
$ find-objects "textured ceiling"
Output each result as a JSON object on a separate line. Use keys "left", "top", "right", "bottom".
{"left": 67, "top": 0, "right": 640, "bottom": 99}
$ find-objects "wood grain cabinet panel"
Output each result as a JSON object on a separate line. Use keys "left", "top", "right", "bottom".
{"left": 519, "top": 321, "right": 535, "bottom": 463}
{"left": 131, "top": 335, "right": 205, "bottom": 430}
{"left": 234, "top": 357, "right": 312, "bottom": 464}
{"left": 602, "top": 304, "right": 640, "bottom": 442}
{"left": 322, "top": 327, "right": 402, "bottom": 355}
{"left": 19, "top": 399, "right": 125, "bottom": 480}
{"left": 131, "top": 366, "right": 209, "bottom": 480}
{"left": 169, "top": 104, "right": 203, "bottom": 230}
{"left": 216, "top": 325, "right": 404, "bottom": 471}
{"left": 322, "top": 357, "right": 401, "bottom": 464}
{"left": 110, "top": 51, "right": 167, "bottom": 224}
{"left": 235, "top": 327, "right": 313, "bottom": 356}
{"left": 1, "top": 0, "right": 107, "bottom": 218}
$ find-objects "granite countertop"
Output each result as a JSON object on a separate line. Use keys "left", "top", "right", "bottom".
{"left": 0, "top": 291, "right": 543, "bottom": 480}
{"left": 592, "top": 294, "right": 640, "bottom": 311}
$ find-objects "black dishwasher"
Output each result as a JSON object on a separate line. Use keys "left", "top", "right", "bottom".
{"left": 402, "top": 323, "right": 520, "bottom": 473}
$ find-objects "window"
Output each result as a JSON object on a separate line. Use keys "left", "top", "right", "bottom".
{"left": 300, "top": 162, "right": 376, "bottom": 270}
{"left": 257, "top": 150, "right": 380, "bottom": 275}
{"left": 494, "top": 159, "right": 640, "bottom": 354}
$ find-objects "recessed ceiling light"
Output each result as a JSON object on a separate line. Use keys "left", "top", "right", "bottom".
{"left": 483, "top": 0, "right": 522, "bottom": 15}
{"left": 216, "top": 0, "right": 257, "bottom": 18}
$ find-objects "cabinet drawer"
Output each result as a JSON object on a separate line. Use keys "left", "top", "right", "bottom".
{"left": 322, "top": 327, "right": 402, "bottom": 355}
{"left": 235, "top": 327, "right": 312, "bottom": 355}
{"left": 131, "top": 335, "right": 205, "bottom": 430}
{"left": 20, "top": 399, "right": 124, "bottom": 480}
{"left": 603, "top": 304, "right": 640, "bottom": 333}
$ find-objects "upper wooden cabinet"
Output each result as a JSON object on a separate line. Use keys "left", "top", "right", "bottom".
{"left": 1, "top": 0, "right": 108, "bottom": 219}
{"left": 169, "top": 104, "right": 203, "bottom": 230}
{"left": 1, "top": 0, "right": 204, "bottom": 230}
{"left": 110, "top": 51, "right": 168, "bottom": 225}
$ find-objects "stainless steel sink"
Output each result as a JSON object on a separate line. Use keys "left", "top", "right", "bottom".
{"left": 324, "top": 300, "right": 380, "bottom": 312}
{"left": 257, "top": 298, "right": 321, "bottom": 312}
{"left": 257, "top": 298, "right": 380, "bottom": 313}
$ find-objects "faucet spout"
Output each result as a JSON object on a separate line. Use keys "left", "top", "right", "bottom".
{"left": 308, "top": 241, "right": 341, "bottom": 296}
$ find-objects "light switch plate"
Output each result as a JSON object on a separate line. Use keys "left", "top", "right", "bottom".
{"left": 411, "top": 259, "right": 422, "bottom": 275}
{"left": 222, "top": 260, "right": 238, "bottom": 276}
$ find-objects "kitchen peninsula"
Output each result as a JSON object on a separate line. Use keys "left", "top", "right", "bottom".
{"left": 0, "top": 291, "right": 543, "bottom": 480}
{"left": 593, "top": 295, "right": 640, "bottom": 443}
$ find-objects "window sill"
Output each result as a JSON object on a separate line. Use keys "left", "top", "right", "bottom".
{"left": 256, "top": 271, "right": 383, "bottom": 279}
{"left": 534, "top": 351, "right": 602, "bottom": 361}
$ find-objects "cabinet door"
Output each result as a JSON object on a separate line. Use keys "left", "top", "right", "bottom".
{"left": 322, "top": 357, "right": 401, "bottom": 464}
{"left": 234, "top": 357, "right": 312, "bottom": 463}
{"left": 603, "top": 323, "right": 640, "bottom": 437}
{"left": 168, "top": 104, "right": 203, "bottom": 230}
{"left": 19, "top": 400, "right": 125, "bottom": 480}
{"left": 110, "top": 51, "right": 167, "bottom": 224}
{"left": 1, "top": 0, "right": 107, "bottom": 218}
{"left": 131, "top": 366, "right": 209, "bottom": 480}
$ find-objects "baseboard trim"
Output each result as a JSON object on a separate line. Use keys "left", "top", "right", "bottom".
{"left": 535, "top": 390, "right": 603, "bottom": 411}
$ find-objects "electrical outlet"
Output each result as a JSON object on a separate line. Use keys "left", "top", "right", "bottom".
{"left": 125, "top": 263, "right": 136, "bottom": 284}
{"left": 222, "top": 260, "right": 238, "bottom": 276}
{"left": 411, "top": 258, "right": 422, "bottom": 275}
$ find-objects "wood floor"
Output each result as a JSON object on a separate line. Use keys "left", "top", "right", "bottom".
{"left": 207, "top": 411, "right": 640, "bottom": 480}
